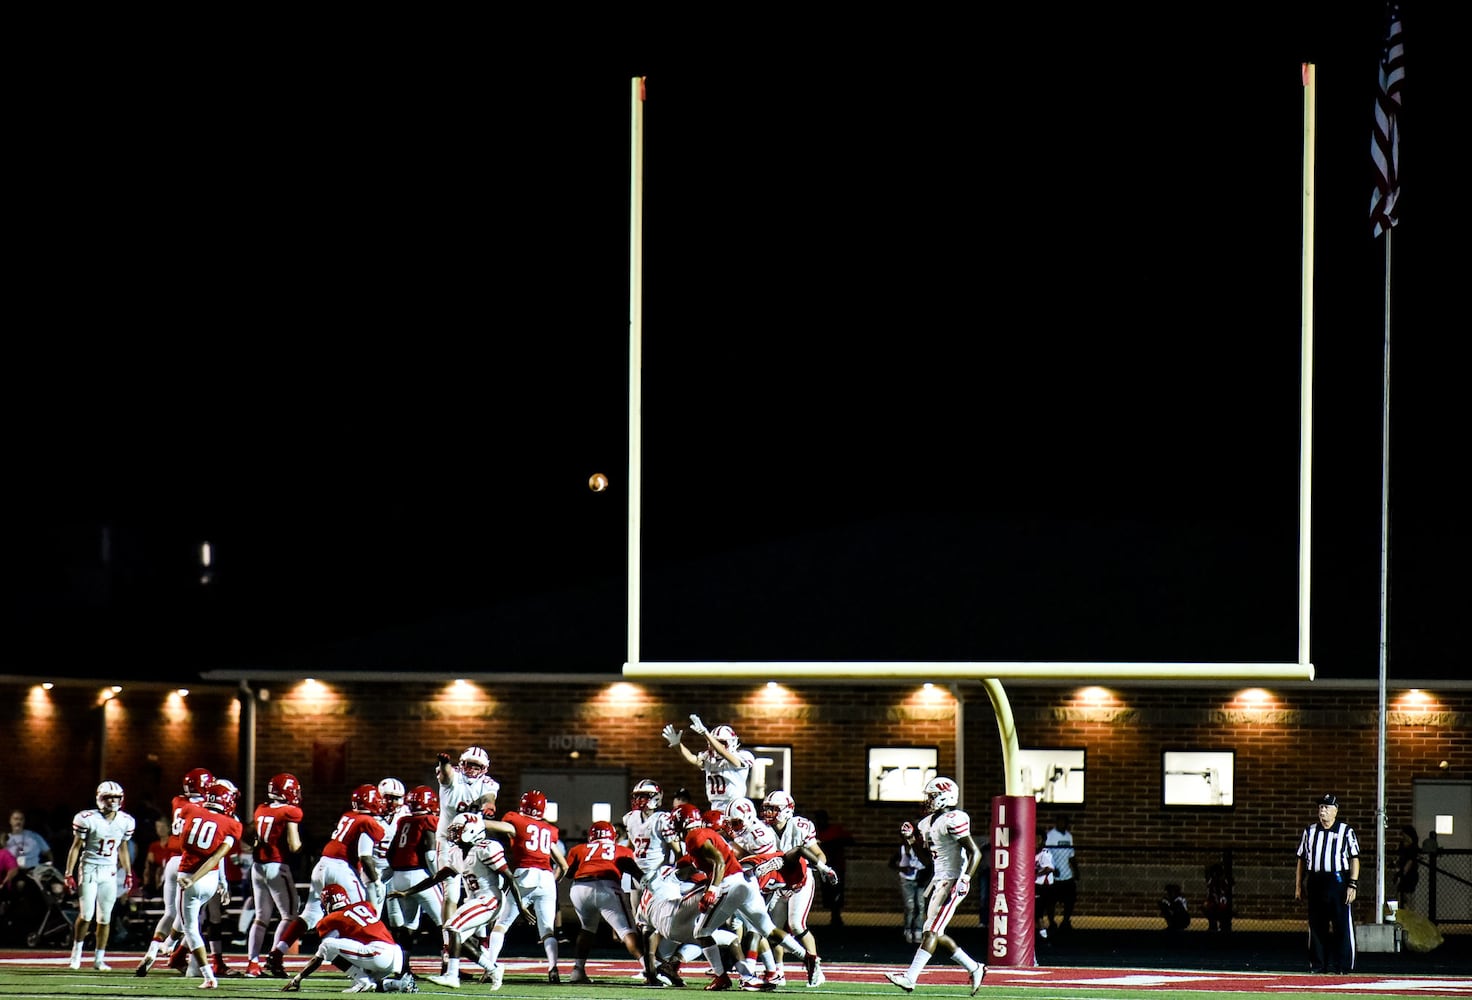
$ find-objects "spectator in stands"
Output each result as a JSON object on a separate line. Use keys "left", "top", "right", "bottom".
{"left": 890, "top": 827, "right": 927, "bottom": 943}
{"left": 1158, "top": 883, "right": 1190, "bottom": 932}
{"left": 1044, "top": 815, "right": 1078, "bottom": 933}
{"left": 1033, "top": 830, "right": 1054, "bottom": 942}
{"left": 5, "top": 810, "right": 52, "bottom": 873}
{"left": 1204, "top": 860, "right": 1234, "bottom": 932}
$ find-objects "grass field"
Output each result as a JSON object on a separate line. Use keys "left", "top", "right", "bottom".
{"left": 2, "top": 953, "right": 1468, "bottom": 1000}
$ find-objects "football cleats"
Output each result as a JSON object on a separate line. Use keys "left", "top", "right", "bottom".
{"left": 459, "top": 746, "right": 490, "bottom": 778}
{"left": 183, "top": 767, "right": 216, "bottom": 798}
{"left": 588, "top": 820, "right": 617, "bottom": 843}
{"left": 321, "top": 883, "right": 351, "bottom": 914}
{"left": 710, "top": 724, "right": 740, "bottom": 751}
{"left": 268, "top": 773, "right": 302, "bottom": 806}
{"left": 95, "top": 780, "right": 125, "bottom": 812}
{"left": 519, "top": 789, "right": 547, "bottom": 820}
{"left": 205, "top": 781, "right": 239, "bottom": 815}
{"left": 630, "top": 779, "right": 662, "bottom": 811}
{"left": 351, "top": 784, "right": 385, "bottom": 815}
{"left": 923, "top": 776, "right": 959, "bottom": 812}
{"left": 450, "top": 812, "right": 485, "bottom": 846}
{"left": 406, "top": 785, "right": 439, "bottom": 815}
{"left": 725, "top": 797, "right": 759, "bottom": 834}
{"left": 673, "top": 803, "right": 705, "bottom": 835}
{"left": 761, "top": 790, "right": 795, "bottom": 828}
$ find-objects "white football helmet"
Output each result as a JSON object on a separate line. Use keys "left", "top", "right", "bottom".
{"left": 924, "top": 776, "right": 959, "bottom": 811}
{"left": 631, "top": 779, "right": 663, "bottom": 811}
{"left": 379, "top": 777, "right": 406, "bottom": 801}
{"left": 451, "top": 812, "right": 486, "bottom": 846}
{"left": 726, "top": 797, "right": 760, "bottom": 834}
{"left": 95, "top": 781, "right": 125, "bottom": 812}
{"left": 459, "top": 746, "right": 490, "bottom": 778}
{"left": 761, "top": 790, "right": 795, "bottom": 828}
{"left": 710, "top": 724, "right": 740, "bottom": 751}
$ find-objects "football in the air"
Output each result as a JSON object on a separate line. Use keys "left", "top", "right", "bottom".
{"left": 589, "top": 473, "right": 609, "bottom": 493}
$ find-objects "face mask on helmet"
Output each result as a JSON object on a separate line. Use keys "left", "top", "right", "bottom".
{"left": 322, "top": 884, "right": 351, "bottom": 913}
{"left": 630, "top": 780, "right": 662, "bottom": 810}
{"left": 459, "top": 746, "right": 490, "bottom": 778}
{"left": 95, "top": 781, "right": 125, "bottom": 812}
{"left": 726, "top": 798, "right": 758, "bottom": 833}
{"left": 674, "top": 803, "right": 705, "bottom": 834}
{"left": 206, "top": 781, "right": 238, "bottom": 815}
{"left": 761, "top": 791, "right": 795, "bottom": 827}
{"left": 351, "top": 785, "right": 384, "bottom": 815}
{"left": 924, "top": 776, "right": 959, "bottom": 811}
{"left": 453, "top": 813, "right": 486, "bottom": 845}
{"left": 710, "top": 725, "right": 740, "bottom": 751}
{"left": 588, "top": 821, "right": 617, "bottom": 843}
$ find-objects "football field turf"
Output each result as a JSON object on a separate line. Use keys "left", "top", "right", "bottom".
{"left": 2, "top": 953, "right": 1468, "bottom": 999}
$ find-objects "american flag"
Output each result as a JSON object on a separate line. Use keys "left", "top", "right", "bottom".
{"left": 1370, "top": 3, "right": 1404, "bottom": 238}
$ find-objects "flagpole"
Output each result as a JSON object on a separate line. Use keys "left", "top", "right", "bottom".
{"left": 1375, "top": 226, "right": 1391, "bottom": 924}
{"left": 1298, "top": 62, "right": 1315, "bottom": 675}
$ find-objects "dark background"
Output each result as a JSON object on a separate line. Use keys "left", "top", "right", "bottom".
{"left": 5, "top": 6, "right": 1464, "bottom": 682}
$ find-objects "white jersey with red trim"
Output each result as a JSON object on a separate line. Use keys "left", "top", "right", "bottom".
{"left": 621, "top": 808, "right": 675, "bottom": 875}
{"left": 917, "top": 808, "right": 971, "bottom": 880}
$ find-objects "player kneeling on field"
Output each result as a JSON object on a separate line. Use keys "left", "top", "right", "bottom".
{"left": 281, "top": 884, "right": 417, "bottom": 994}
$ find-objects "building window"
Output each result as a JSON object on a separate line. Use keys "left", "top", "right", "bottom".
{"left": 1162, "top": 750, "right": 1235, "bottom": 808}
{"left": 867, "top": 746, "right": 939, "bottom": 803}
{"left": 1017, "top": 748, "right": 1086, "bottom": 804}
{"left": 750, "top": 745, "right": 791, "bottom": 801}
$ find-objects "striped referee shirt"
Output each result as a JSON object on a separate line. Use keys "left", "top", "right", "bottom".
{"left": 1297, "top": 820, "right": 1360, "bottom": 874}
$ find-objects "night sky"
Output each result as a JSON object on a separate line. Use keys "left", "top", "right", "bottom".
{"left": 7, "top": 6, "right": 1464, "bottom": 683}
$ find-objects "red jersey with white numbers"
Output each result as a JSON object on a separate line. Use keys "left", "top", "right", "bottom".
{"left": 177, "top": 800, "right": 244, "bottom": 875}
{"left": 498, "top": 811, "right": 559, "bottom": 872}
{"left": 252, "top": 802, "right": 303, "bottom": 864}
{"left": 167, "top": 793, "right": 200, "bottom": 853}
{"left": 317, "top": 901, "right": 396, "bottom": 946}
{"left": 322, "top": 811, "right": 386, "bottom": 878}
{"left": 386, "top": 813, "right": 439, "bottom": 872}
{"left": 681, "top": 827, "right": 742, "bottom": 880}
{"left": 566, "top": 839, "right": 637, "bottom": 882}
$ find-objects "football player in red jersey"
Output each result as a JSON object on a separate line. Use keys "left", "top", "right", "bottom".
{"left": 383, "top": 785, "right": 445, "bottom": 958}
{"left": 484, "top": 790, "right": 569, "bottom": 982}
{"left": 246, "top": 773, "right": 303, "bottom": 977}
{"left": 563, "top": 821, "right": 659, "bottom": 985}
{"left": 135, "top": 766, "right": 214, "bottom": 978}
{"left": 265, "top": 785, "right": 385, "bottom": 977}
{"left": 281, "top": 883, "right": 416, "bottom": 994}
{"left": 671, "top": 803, "right": 810, "bottom": 992}
{"left": 138, "top": 781, "right": 243, "bottom": 990}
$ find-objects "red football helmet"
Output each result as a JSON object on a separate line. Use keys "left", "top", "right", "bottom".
{"left": 407, "top": 785, "right": 439, "bottom": 815}
{"left": 351, "top": 784, "right": 384, "bottom": 815}
{"left": 588, "top": 820, "right": 617, "bottom": 843}
{"left": 519, "top": 789, "right": 547, "bottom": 820}
{"left": 673, "top": 802, "right": 705, "bottom": 834}
{"left": 183, "top": 767, "right": 216, "bottom": 798}
{"left": 321, "top": 883, "right": 351, "bottom": 913}
{"left": 206, "top": 781, "right": 239, "bottom": 815}
{"left": 268, "top": 773, "right": 302, "bottom": 806}
{"left": 702, "top": 809, "right": 725, "bottom": 832}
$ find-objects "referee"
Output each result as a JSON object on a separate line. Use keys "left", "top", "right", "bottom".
{"left": 1294, "top": 793, "right": 1360, "bottom": 974}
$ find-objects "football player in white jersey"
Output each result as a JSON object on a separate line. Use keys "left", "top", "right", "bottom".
{"left": 662, "top": 714, "right": 756, "bottom": 811}
{"left": 619, "top": 779, "right": 677, "bottom": 977}
{"left": 884, "top": 776, "right": 986, "bottom": 995}
{"left": 374, "top": 777, "right": 409, "bottom": 898}
{"left": 759, "top": 790, "right": 832, "bottom": 987}
{"left": 65, "top": 781, "right": 136, "bottom": 970}
{"left": 434, "top": 746, "right": 500, "bottom": 937}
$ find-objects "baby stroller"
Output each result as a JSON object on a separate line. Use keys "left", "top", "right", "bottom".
{"left": 24, "top": 863, "right": 74, "bottom": 947}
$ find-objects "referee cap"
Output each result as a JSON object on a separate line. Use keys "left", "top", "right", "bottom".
{"left": 1316, "top": 793, "right": 1339, "bottom": 807}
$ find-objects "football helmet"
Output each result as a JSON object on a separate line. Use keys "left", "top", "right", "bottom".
{"left": 450, "top": 812, "right": 485, "bottom": 846}
{"left": 923, "top": 776, "right": 959, "bottom": 811}
{"left": 588, "top": 820, "right": 617, "bottom": 843}
{"left": 321, "top": 883, "right": 351, "bottom": 914}
{"left": 95, "top": 781, "right": 125, "bottom": 812}
{"left": 378, "top": 777, "right": 406, "bottom": 813}
{"left": 726, "top": 797, "right": 759, "bottom": 834}
{"left": 673, "top": 802, "right": 705, "bottom": 834}
{"left": 183, "top": 767, "right": 216, "bottom": 798}
{"left": 267, "top": 773, "right": 302, "bottom": 806}
{"left": 710, "top": 724, "right": 740, "bottom": 751}
{"left": 406, "top": 785, "right": 439, "bottom": 815}
{"left": 630, "top": 779, "right": 663, "bottom": 811}
{"left": 351, "top": 784, "right": 385, "bottom": 815}
{"left": 459, "top": 746, "right": 490, "bottom": 778}
{"left": 702, "top": 809, "right": 725, "bottom": 833}
{"left": 205, "top": 781, "right": 239, "bottom": 815}
{"left": 761, "top": 790, "right": 795, "bottom": 828}
{"left": 519, "top": 789, "right": 547, "bottom": 820}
